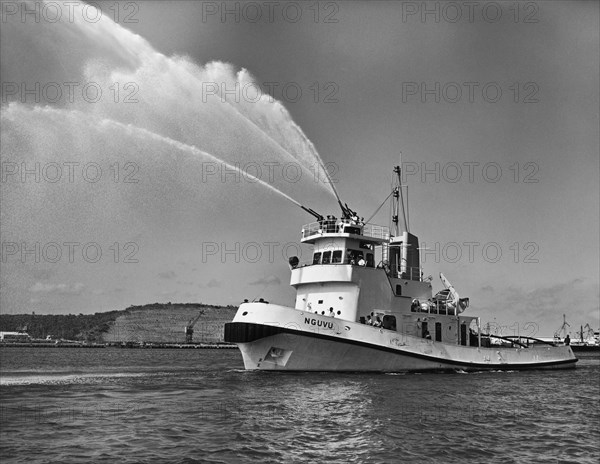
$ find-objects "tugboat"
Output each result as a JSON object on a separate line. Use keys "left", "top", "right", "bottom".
{"left": 224, "top": 166, "right": 578, "bottom": 371}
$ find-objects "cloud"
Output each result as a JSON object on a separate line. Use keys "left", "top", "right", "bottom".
{"left": 207, "top": 278, "right": 221, "bottom": 288}
{"left": 29, "top": 282, "right": 85, "bottom": 295}
{"left": 158, "top": 290, "right": 178, "bottom": 298}
{"left": 504, "top": 279, "right": 584, "bottom": 312}
{"left": 91, "top": 287, "right": 125, "bottom": 295}
{"left": 31, "top": 269, "right": 54, "bottom": 281}
{"left": 248, "top": 275, "right": 281, "bottom": 286}
{"left": 180, "top": 291, "right": 199, "bottom": 300}
{"left": 158, "top": 271, "right": 177, "bottom": 279}
{"left": 477, "top": 278, "right": 598, "bottom": 330}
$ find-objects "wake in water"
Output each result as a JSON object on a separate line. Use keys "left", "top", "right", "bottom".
{"left": 0, "top": 372, "right": 149, "bottom": 386}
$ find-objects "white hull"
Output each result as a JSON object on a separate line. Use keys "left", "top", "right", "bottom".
{"left": 225, "top": 303, "right": 577, "bottom": 372}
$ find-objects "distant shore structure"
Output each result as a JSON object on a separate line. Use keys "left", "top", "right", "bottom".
{"left": 0, "top": 331, "right": 30, "bottom": 342}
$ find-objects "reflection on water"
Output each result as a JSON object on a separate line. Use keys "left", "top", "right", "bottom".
{"left": 232, "top": 376, "right": 385, "bottom": 461}
{"left": 1, "top": 348, "right": 599, "bottom": 464}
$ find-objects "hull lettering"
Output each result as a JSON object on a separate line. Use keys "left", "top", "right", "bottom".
{"left": 304, "top": 317, "right": 333, "bottom": 329}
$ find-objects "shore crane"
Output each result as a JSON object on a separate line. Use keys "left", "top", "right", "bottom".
{"left": 185, "top": 310, "right": 204, "bottom": 344}
{"left": 554, "top": 314, "right": 570, "bottom": 340}
{"left": 576, "top": 323, "right": 596, "bottom": 343}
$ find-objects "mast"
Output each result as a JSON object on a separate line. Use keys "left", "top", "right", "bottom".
{"left": 391, "top": 165, "right": 409, "bottom": 236}
{"left": 388, "top": 164, "right": 421, "bottom": 280}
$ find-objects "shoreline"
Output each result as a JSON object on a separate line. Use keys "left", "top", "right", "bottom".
{"left": 0, "top": 342, "right": 237, "bottom": 349}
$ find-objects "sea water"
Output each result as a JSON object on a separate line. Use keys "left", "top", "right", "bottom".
{"left": 1, "top": 348, "right": 598, "bottom": 463}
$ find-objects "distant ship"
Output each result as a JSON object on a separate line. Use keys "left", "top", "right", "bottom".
{"left": 224, "top": 166, "right": 578, "bottom": 371}
{"left": 554, "top": 317, "right": 600, "bottom": 353}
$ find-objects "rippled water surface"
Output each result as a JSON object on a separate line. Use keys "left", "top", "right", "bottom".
{"left": 1, "top": 348, "right": 598, "bottom": 463}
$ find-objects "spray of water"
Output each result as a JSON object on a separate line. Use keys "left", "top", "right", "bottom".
{"left": 290, "top": 122, "right": 343, "bottom": 204}
{"left": 0, "top": 1, "right": 342, "bottom": 313}
{"left": 1, "top": 1, "right": 337, "bottom": 204}
{"left": 98, "top": 114, "right": 305, "bottom": 209}
{"left": 212, "top": 88, "right": 329, "bottom": 188}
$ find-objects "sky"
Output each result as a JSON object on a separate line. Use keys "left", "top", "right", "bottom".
{"left": 1, "top": 0, "right": 598, "bottom": 338}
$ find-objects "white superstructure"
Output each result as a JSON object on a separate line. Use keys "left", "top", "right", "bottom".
{"left": 224, "top": 167, "right": 577, "bottom": 371}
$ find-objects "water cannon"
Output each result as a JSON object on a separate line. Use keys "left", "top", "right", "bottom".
{"left": 300, "top": 205, "right": 324, "bottom": 221}
{"left": 339, "top": 201, "right": 361, "bottom": 221}
{"left": 338, "top": 200, "right": 350, "bottom": 218}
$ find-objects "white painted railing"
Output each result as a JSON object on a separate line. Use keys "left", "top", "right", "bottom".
{"left": 301, "top": 220, "right": 389, "bottom": 240}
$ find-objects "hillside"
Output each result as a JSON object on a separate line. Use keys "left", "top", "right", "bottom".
{"left": 0, "top": 303, "right": 238, "bottom": 343}
{"left": 104, "top": 304, "right": 237, "bottom": 343}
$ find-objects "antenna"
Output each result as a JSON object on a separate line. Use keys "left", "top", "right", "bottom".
{"left": 401, "top": 152, "right": 410, "bottom": 231}
{"left": 406, "top": 183, "right": 410, "bottom": 231}
{"left": 392, "top": 164, "right": 409, "bottom": 235}
{"left": 365, "top": 189, "right": 395, "bottom": 224}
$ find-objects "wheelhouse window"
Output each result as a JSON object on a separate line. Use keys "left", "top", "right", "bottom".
{"left": 332, "top": 250, "right": 342, "bottom": 263}
{"left": 322, "top": 251, "right": 332, "bottom": 264}
{"left": 313, "top": 252, "right": 321, "bottom": 265}
{"left": 346, "top": 249, "right": 356, "bottom": 264}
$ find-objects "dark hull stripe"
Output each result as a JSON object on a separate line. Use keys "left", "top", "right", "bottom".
{"left": 224, "top": 322, "right": 578, "bottom": 369}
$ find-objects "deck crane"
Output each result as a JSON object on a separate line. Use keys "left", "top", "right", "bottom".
{"left": 185, "top": 310, "right": 204, "bottom": 344}
{"left": 439, "top": 273, "right": 470, "bottom": 313}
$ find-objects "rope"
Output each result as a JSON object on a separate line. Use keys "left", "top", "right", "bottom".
{"left": 365, "top": 189, "right": 395, "bottom": 224}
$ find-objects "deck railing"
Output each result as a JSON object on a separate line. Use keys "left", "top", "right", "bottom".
{"left": 387, "top": 264, "right": 422, "bottom": 281}
{"left": 301, "top": 221, "right": 390, "bottom": 241}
